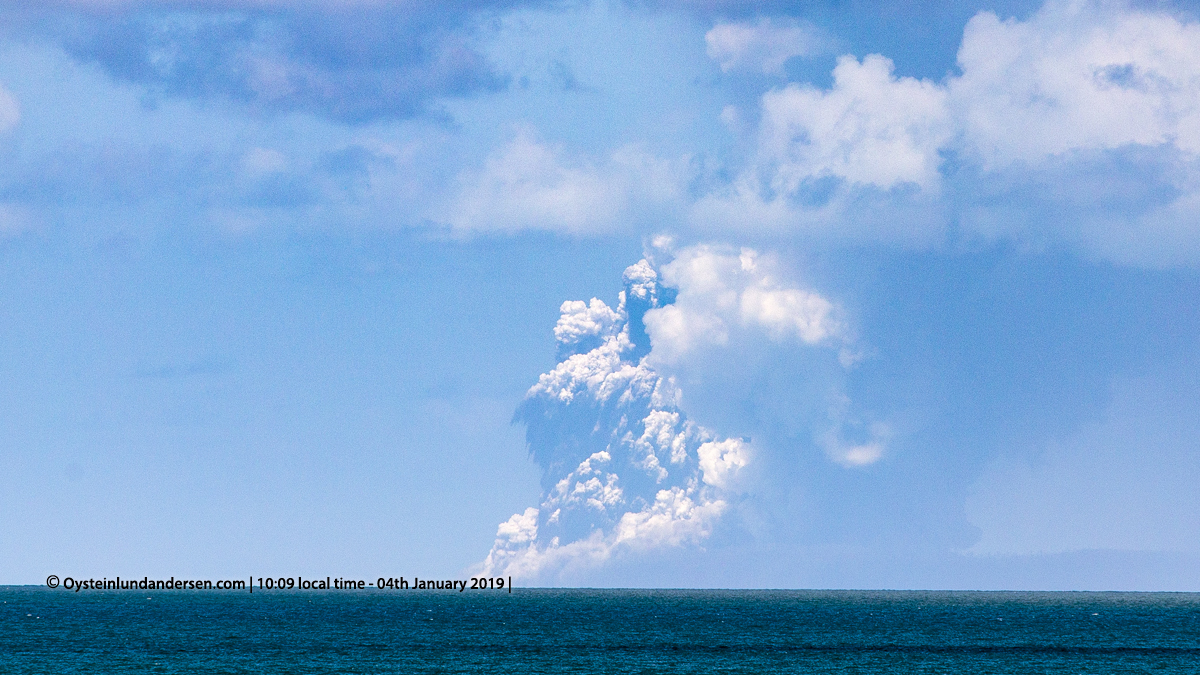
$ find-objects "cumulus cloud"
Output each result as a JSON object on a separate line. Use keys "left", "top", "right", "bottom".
{"left": 953, "top": 1, "right": 1200, "bottom": 166}
{"left": 705, "top": 18, "right": 825, "bottom": 75}
{"left": 483, "top": 486, "right": 728, "bottom": 582}
{"left": 446, "top": 131, "right": 684, "bottom": 234}
{"left": 746, "top": 0, "right": 1200, "bottom": 190}
{"left": 481, "top": 245, "right": 882, "bottom": 582}
{"left": 948, "top": 0, "right": 1200, "bottom": 263}
{"left": 696, "top": 438, "right": 750, "bottom": 490}
{"left": 644, "top": 245, "right": 847, "bottom": 365}
{"left": 554, "top": 298, "right": 623, "bottom": 356}
{"left": 757, "top": 54, "right": 951, "bottom": 191}
{"left": 698, "top": 0, "right": 1200, "bottom": 265}
{"left": 640, "top": 244, "right": 885, "bottom": 475}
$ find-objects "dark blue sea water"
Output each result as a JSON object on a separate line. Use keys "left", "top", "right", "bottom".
{"left": 2, "top": 588, "right": 1198, "bottom": 673}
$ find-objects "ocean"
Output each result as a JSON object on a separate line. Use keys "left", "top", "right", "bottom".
{"left": 3, "top": 587, "right": 1198, "bottom": 673}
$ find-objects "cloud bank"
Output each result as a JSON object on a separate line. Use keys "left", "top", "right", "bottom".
{"left": 5, "top": 0, "right": 1200, "bottom": 269}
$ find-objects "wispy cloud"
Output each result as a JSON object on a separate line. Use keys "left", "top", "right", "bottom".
{"left": 444, "top": 129, "right": 686, "bottom": 234}
{"left": 705, "top": 17, "right": 826, "bottom": 75}
{"left": 4, "top": 1, "right": 522, "bottom": 123}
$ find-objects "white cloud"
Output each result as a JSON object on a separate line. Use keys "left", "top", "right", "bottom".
{"left": 480, "top": 247, "right": 895, "bottom": 580}
{"left": 697, "top": 438, "right": 750, "bottom": 489}
{"left": 448, "top": 131, "right": 618, "bottom": 234}
{"left": 495, "top": 507, "right": 539, "bottom": 547}
{"left": 554, "top": 298, "right": 623, "bottom": 350}
{"left": 644, "top": 246, "right": 846, "bottom": 364}
{"left": 749, "top": 1, "right": 1200, "bottom": 194}
{"left": 643, "top": 245, "right": 887, "bottom": 467}
{"left": 610, "top": 486, "right": 725, "bottom": 548}
{"left": 758, "top": 54, "right": 951, "bottom": 191}
{"left": 953, "top": 1, "right": 1200, "bottom": 166}
{"left": 818, "top": 423, "right": 890, "bottom": 468}
{"left": 548, "top": 451, "right": 624, "bottom": 512}
{"left": 705, "top": 18, "right": 825, "bottom": 75}
{"left": 481, "top": 486, "right": 726, "bottom": 581}
{"left": 635, "top": 410, "right": 690, "bottom": 468}
{"left": 446, "top": 130, "right": 683, "bottom": 234}
{"left": 480, "top": 507, "right": 540, "bottom": 577}
{"left": 478, "top": 258, "right": 746, "bottom": 582}
{"left": 699, "top": 0, "right": 1200, "bottom": 265}
{"left": 527, "top": 324, "right": 645, "bottom": 406}
{"left": 622, "top": 258, "right": 659, "bottom": 304}
{"left": 740, "top": 282, "right": 841, "bottom": 344}
{"left": 638, "top": 304, "right": 728, "bottom": 363}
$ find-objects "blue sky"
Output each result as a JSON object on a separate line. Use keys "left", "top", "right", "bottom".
{"left": 3, "top": 0, "right": 1199, "bottom": 589}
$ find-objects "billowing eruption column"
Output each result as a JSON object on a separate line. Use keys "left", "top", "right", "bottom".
{"left": 480, "top": 259, "right": 750, "bottom": 581}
